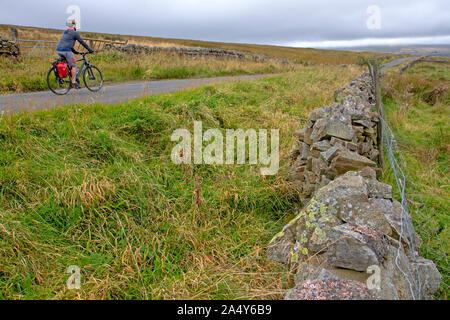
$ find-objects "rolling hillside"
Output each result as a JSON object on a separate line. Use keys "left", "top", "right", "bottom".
{"left": 0, "top": 24, "right": 389, "bottom": 65}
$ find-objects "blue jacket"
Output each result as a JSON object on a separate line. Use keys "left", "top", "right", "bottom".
{"left": 57, "top": 29, "right": 92, "bottom": 52}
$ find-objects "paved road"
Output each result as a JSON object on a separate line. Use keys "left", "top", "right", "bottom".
{"left": 0, "top": 74, "right": 275, "bottom": 114}
{"left": 380, "top": 57, "right": 416, "bottom": 71}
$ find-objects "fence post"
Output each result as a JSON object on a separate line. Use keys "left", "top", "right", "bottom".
{"left": 10, "top": 27, "right": 18, "bottom": 42}
{"left": 10, "top": 27, "right": 21, "bottom": 56}
{"left": 372, "top": 63, "right": 384, "bottom": 171}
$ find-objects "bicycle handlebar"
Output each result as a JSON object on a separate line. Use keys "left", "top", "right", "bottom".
{"left": 74, "top": 51, "right": 93, "bottom": 56}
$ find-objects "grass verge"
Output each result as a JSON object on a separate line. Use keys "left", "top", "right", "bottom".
{"left": 0, "top": 65, "right": 362, "bottom": 299}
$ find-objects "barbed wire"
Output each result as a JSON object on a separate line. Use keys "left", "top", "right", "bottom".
{"left": 369, "top": 62, "right": 448, "bottom": 300}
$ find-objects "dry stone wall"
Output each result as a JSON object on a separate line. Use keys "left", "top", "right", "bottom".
{"left": 104, "top": 43, "right": 289, "bottom": 64}
{"left": 289, "top": 71, "right": 380, "bottom": 202}
{"left": 0, "top": 37, "right": 20, "bottom": 57}
{"left": 268, "top": 71, "right": 442, "bottom": 300}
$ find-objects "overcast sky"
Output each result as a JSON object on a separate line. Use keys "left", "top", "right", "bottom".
{"left": 0, "top": 0, "right": 449, "bottom": 48}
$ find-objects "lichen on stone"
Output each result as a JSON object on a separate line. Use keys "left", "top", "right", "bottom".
{"left": 300, "top": 233, "right": 308, "bottom": 244}
{"left": 306, "top": 197, "right": 317, "bottom": 212}
{"left": 291, "top": 252, "right": 299, "bottom": 263}
{"left": 313, "top": 226, "right": 327, "bottom": 245}
{"left": 269, "top": 230, "right": 285, "bottom": 244}
{"left": 319, "top": 202, "right": 327, "bottom": 215}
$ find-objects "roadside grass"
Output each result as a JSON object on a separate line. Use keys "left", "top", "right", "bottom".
{"left": 0, "top": 65, "right": 362, "bottom": 299}
{"left": 406, "top": 61, "right": 450, "bottom": 82}
{"left": 381, "top": 65, "right": 449, "bottom": 299}
{"left": 0, "top": 50, "right": 293, "bottom": 94}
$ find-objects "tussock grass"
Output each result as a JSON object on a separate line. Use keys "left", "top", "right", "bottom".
{"left": 0, "top": 65, "right": 362, "bottom": 299}
{"left": 381, "top": 64, "right": 449, "bottom": 299}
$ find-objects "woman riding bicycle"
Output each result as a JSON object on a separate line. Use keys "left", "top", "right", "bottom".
{"left": 56, "top": 19, "right": 94, "bottom": 89}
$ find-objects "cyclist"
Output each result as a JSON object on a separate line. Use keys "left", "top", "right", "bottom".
{"left": 56, "top": 19, "right": 94, "bottom": 89}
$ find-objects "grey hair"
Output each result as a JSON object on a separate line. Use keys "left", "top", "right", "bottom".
{"left": 66, "top": 19, "right": 76, "bottom": 28}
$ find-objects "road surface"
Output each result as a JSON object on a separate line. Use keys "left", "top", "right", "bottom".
{"left": 379, "top": 57, "right": 416, "bottom": 71}
{"left": 0, "top": 74, "right": 275, "bottom": 114}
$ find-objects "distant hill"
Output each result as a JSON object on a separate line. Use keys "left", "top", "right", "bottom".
{"left": 334, "top": 45, "right": 450, "bottom": 58}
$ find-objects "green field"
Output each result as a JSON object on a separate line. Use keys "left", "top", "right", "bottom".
{"left": 381, "top": 61, "right": 450, "bottom": 299}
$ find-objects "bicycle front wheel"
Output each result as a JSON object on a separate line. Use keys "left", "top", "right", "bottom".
{"left": 47, "top": 66, "right": 71, "bottom": 95}
{"left": 83, "top": 65, "right": 103, "bottom": 92}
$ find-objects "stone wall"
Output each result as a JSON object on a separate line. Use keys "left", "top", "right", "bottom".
{"left": 267, "top": 71, "right": 442, "bottom": 300}
{"left": 0, "top": 37, "right": 20, "bottom": 57}
{"left": 398, "top": 56, "right": 429, "bottom": 74}
{"left": 104, "top": 43, "right": 289, "bottom": 64}
{"left": 289, "top": 71, "right": 380, "bottom": 202}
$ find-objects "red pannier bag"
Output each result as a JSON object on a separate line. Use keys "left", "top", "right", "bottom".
{"left": 57, "top": 61, "right": 69, "bottom": 78}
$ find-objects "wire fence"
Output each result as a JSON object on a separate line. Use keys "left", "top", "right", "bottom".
{"left": 3, "top": 38, "right": 127, "bottom": 59}
{"left": 369, "top": 62, "right": 449, "bottom": 300}
{"left": 16, "top": 39, "right": 58, "bottom": 59}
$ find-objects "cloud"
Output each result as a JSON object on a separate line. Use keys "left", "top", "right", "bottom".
{"left": 289, "top": 35, "right": 450, "bottom": 48}
{"left": 0, "top": 0, "right": 449, "bottom": 47}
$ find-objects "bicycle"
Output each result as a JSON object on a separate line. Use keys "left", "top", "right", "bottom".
{"left": 47, "top": 52, "right": 103, "bottom": 95}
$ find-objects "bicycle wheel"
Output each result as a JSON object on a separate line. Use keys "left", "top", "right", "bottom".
{"left": 83, "top": 65, "right": 103, "bottom": 92}
{"left": 47, "top": 66, "right": 71, "bottom": 95}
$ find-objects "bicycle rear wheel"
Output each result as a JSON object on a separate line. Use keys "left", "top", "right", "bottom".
{"left": 47, "top": 66, "right": 71, "bottom": 95}
{"left": 83, "top": 65, "right": 103, "bottom": 92}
